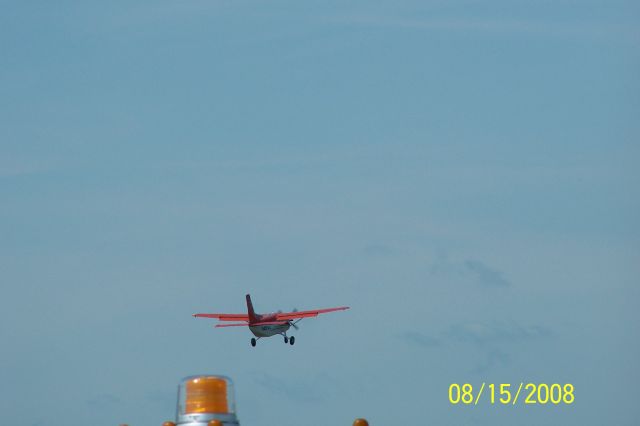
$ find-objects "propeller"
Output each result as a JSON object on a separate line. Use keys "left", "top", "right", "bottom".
{"left": 288, "top": 309, "right": 300, "bottom": 330}
{"left": 288, "top": 319, "right": 301, "bottom": 330}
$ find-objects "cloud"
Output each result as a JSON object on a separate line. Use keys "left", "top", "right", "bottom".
{"left": 429, "top": 252, "right": 511, "bottom": 288}
{"left": 464, "top": 260, "right": 511, "bottom": 288}
{"left": 403, "top": 321, "right": 551, "bottom": 349}
{"left": 253, "top": 373, "right": 336, "bottom": 403}
{"left": 445, "top": 321, "right": 552, "bottom": 345}
{"left": 470, "top": 349, "right": 511, "bottom": 374}
{"left": 362, "top": 244, "right": 395, "bottom": 257}
{"left": 145, "top": 389, "right": 175, "bottom": 406}
{"left": 85, "top": 393, "right": 121, "bottom": 408}
{"left": 0, "top": 159, "right": 54, "bottom": 178}
{"left": 400, "top": 331, "right": 441, "bottom": 348}
{"left": 331, "top": 15, "right": 639, "bottom": 42}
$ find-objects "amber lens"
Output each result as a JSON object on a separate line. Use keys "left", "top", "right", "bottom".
{"left": 185, "top": 377, "right": 228, "bottom": 414}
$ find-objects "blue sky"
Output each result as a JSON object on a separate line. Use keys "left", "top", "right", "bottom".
{"left": 1, "top": 1, "right": 639, "bottom": 425}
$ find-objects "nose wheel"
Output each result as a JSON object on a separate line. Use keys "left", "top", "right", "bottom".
{"left": 250, "top": 338, "right": 256, "bottom": 347}
{"left": 289, "top": 336, "right": 295, "bottom": 345}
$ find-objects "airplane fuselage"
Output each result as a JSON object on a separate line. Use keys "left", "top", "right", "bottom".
{"left": 249, "top": 322, "right": 290, "bottom": 337}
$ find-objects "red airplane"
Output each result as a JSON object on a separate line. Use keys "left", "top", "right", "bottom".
{"left": 193, "top": 294, "right": 349, "bottom": 347}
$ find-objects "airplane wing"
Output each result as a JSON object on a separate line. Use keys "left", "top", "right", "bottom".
{"left": 214, "top": 323, "right": 250, "bottom": 328}
{"left": 192, "top": 313, "right": 249, "bottom": 322}
{"left": 276, "top": 306, "right": 349, "bottom": 321}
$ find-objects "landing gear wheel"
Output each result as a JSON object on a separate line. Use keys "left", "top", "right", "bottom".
{"left": 289, "top": 336, "right": 295, "bottom": 346}
{"left": 284, "top": 336, "right": 289, "bottom": 344}
{"left": 251, "top": 338, "right": 256, "bottom": 347}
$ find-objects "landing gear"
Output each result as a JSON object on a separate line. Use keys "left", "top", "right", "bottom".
{"left": 289, "top": 336, "right": 295, "bottom": 345}
{"left": 284, "top": 336, "right": 289, "bottom": 344}
{"left": 251, "top": 338, "right": 256, "bottom": 347}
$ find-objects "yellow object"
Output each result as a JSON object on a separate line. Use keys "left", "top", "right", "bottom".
{"left": 185, "top": 376, "right": 229, "bottom": 414}
{"left": 208, "top": 421, "right": 223, "bottom": 426}
{"left": 162, "top": 422, "right": 176, "bottom": 426}
{"left": 353, "top": 419, "right": 369, "bottom": 426}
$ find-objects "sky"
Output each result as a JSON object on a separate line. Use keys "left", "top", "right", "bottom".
{"left": 1, "top": 1, "right": 639, "bottom": 425}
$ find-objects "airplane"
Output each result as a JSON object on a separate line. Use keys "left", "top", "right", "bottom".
{"left": 193, "top": 294, "right": 349, "bottom": 347}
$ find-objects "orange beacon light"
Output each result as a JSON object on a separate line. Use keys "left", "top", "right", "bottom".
{"left": 176, "top": 375, "right": 239, "bottom": 426}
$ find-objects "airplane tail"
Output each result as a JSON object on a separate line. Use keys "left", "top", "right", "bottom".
{"left": 246, "top": 294, "right": 258, "bottom": 323}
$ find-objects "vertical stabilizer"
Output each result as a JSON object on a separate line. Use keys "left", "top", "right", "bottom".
{"left": 246, "top": 294, "right": 258, "bottom": 323}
